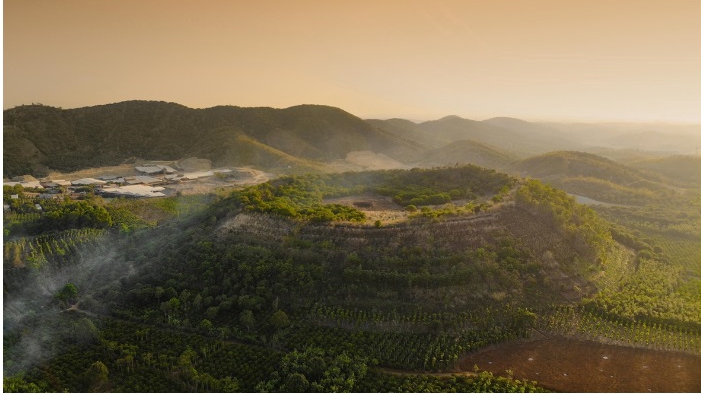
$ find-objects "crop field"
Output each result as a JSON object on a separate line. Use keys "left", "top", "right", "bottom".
{"left": 656, "top": 236, "right": 701, "bottom": 275}
{"left": 460, "top": 336, "right": 701, "bottom": 392}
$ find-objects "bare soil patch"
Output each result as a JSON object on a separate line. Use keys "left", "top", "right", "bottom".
{"left": 326, "top": 150, "right": 410, "bottom": 172}
{"left": 45, "top": 163, "right": 141, "bottom": 180}
{"left": 459, "top": 335, "right": 701, "bottom": 392}
{"left": 323, "top": 193, "right": 409, "bottom": 224}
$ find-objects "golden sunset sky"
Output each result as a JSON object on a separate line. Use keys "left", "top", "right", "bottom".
{"left": 4, "top": 0, "right": 701, "bottom": 122}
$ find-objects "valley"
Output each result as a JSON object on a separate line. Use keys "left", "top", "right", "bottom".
{"left": 3, "top": 101, "right": 700, "bottom": 392}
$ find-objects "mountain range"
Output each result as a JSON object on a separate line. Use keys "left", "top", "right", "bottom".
{"left": 3, "top": 101, "right": 699, "bottom": 181}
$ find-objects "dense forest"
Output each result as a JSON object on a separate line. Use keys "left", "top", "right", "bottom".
{"left": 4, "top": 163, "right": 700, "bottom": 392}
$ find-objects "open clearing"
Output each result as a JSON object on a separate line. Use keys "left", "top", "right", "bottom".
{"left": 323, "top": 193, "right": 409, "bottom": 224}
{"left": 459, "top": 335, "right": 701, "bottom": 392}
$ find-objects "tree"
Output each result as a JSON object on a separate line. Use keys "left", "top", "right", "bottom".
{"left": 154, "top": 286, "right": 165, "bottom": 302}
{"left": 258, "top": 347, "right": 371, "bottom": 392}
{"left": 239, "top": 309, "right": 255, "bottom": 331}
{"left": 285, "top": 373, "right": 310, "bottom": 392}
{"left": 56, "top": 283, "right": 78, "bottom": 305}
{"left": 82, "top": 361, "right": 109, "bottom": 392}
{"left": 3, "top": 374, "right": 44, "bottom": 393}
{"left": 219, "top": 376, "right": 240, "bottom": 392}
{"left": 74, "top": 318, "right": 100, "bottom": 343}
{"left": 161, "top": 297, "right": 181, "bottom": 323}
{"left": 269, "top": 309, "right": 290, "bottom": 329}
{"left": 205, "top": 306, "right": 219, "bottom": 319}
{"left": 198, "top": 319, "right": 213, "bottom": 332}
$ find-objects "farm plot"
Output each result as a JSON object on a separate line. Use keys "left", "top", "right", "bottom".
{"left": 460, "top": 336, "right": 701, "bottom": 392}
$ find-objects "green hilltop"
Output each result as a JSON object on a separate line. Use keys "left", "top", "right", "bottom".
{"left": 4, "top": 164, "right": 700, "bottom": 392}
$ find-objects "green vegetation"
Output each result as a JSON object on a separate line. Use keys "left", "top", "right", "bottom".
{"left": 234, "top": 165, "right": 514, "bottom": 222}
{"left": 537, "top": 305, "right": 701, "bottom": 354}
{"left": 416, "top": 139, "right": 516, "bottom": 170}
{"left": 514, "top": 151, "right": 653, "bottom": 185}
{"left": 554, "top": 176, "right": 663, "bottom": 206}
{"left": 357, "top": 369, "right": 546, "bottom": 393}
{"left": 3, "top": 313, "right": 542, "bottom": 393}
{"left": 3, "top": 188, "right": 215, "bottom": 237}
{"left": 514, "top": 151, "right": 701, "bottom": 354}
{"left": 4, "top": 165, "right": 700, "bottom": 392}
{"left": 2, "top": 102, "right": 422, "bottom": 178}
{"left": 255, "top": 347, "right": 370, "bottom": 392}
{"left": 627, "top": 155, "right": 701, "bottom": 188}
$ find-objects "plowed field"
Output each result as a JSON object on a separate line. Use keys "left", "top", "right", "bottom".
{"left": 460, "top": 336, "right": 701, "bottom": 392}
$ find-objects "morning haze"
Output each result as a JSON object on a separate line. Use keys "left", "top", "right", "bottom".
{"left": 3, "top": 1, "right": 701, "bottom": 393}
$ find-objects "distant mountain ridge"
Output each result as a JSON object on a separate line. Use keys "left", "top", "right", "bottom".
{"left": 3, "top": 101, "right": 424, "bottom": 177}
{"left": 370, "top": 114, "right": 584, "bottom": 157}
{"left": 4, "top": 100, "right": 699, "bottom": 178}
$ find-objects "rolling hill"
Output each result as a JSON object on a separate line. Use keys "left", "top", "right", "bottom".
{"left": 510, "top": 151, "right": 677, "bottom": 206}
{"left": 482, "top": 117, "right": 582, "bottom": 152}
{"left": 2, "top": 102, "right": 425, "bottom": 178}
{"left": 415, "top": 139, "right": 516, "bottom": 170}
{"left": 6, "top": 101, "right": 697, "bottom": 182}
{"left": 626, "top": 155, "right": 701, "bottom": 188}
{"left": 512, "top": 151, "right": 649, "bottom": 184}
{"left": 418, "top": 116, "right": 518, "bottom": 148}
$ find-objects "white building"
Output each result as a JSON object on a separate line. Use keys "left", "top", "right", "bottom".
{"left": 71, "top": 178, "right": 107, "bottom": 186}
{"left": 101, "top": 184, "right": 167, "bottom": 198}
{"left": 135, "top": 164, "right": 177, "bottom": 175}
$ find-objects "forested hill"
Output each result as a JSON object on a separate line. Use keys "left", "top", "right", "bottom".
{"left": 509, "top": 151, "right": 684, "bottom": 206}
{"left": 4, "top": 165, "right": 700, "bottom": 392}
{"left": 512, "top": 151, "right": 652, "bottom": 184}
{"left": 2, "top": 101, "right": 425, "bottom": 178}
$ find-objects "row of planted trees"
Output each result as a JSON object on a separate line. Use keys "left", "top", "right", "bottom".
{"left": 5, "top": 313, "right": 282, "bottom": 392}
{"left": 3, "top": 228, "right": 106, "bottom": 270}
{"left": 536, "top": 305, "right": 701, "bottom": 355}
{"left": 357, "top": 369, "right": 546, "bottom": 393}
{"left": 4, "top": 312, "right": 545, "bottom": 392}
{"left": 280, "top": 306, "right": 535, "bottom": 372}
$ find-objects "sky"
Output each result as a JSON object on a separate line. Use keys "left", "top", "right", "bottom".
{"left": 3, "top": 0, "right": 701, "bottom": 123}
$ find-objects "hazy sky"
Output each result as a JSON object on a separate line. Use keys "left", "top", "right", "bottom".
{"left": 4, "top": 0, "right": 701, "bottom": 122}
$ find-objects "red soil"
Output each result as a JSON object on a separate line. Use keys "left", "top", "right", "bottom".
{"left": 459, "top": 336, "right": 701, "bottom": 392}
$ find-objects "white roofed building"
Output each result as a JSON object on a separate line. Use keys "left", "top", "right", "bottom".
{"left": 71, "top": 178, "right": 106, "bottom": 186}
{"left": 181, "top": 171, "right": 214, "bottom": 180}
{"left": 125, "top": 176, "right": 162, "bottom": 185}
{"left": 100, "top": 185, "right": 167, "bottom": 198}
{"left": 135, "top": 164, "right": 178, "bottom": 175}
